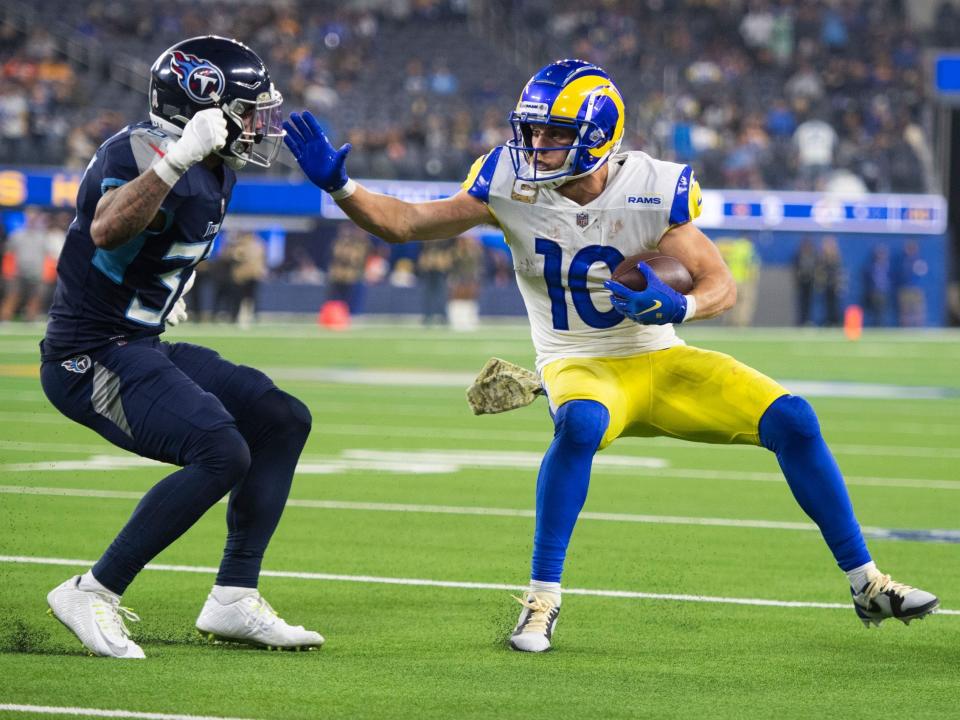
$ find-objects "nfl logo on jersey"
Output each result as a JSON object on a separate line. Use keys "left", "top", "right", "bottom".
{"left": 576, "top": 212, "right": 589, "bottom": 228}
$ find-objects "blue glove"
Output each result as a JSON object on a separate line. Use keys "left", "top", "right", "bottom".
{"left": 283, "top": 111, "right": 352, "bottom": 193}
{"left": 604, "top": 263, "right": 688, "bottom": 325}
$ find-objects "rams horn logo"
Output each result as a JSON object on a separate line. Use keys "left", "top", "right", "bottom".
{"left": 170, "top": 51, "right": 225, "bottom": 105}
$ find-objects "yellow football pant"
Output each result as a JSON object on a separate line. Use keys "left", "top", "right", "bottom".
{"left": 540, "top": 345, "right": 788, "bottom": 450}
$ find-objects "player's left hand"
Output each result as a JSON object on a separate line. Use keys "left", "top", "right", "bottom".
{"left": 166, "top": 272, "right": 195, "bottom": 327}
{"left": 604, "top": 263, "right": 689, "bottom": 325}
{"left": 283, "top": 111, "right": 352, "bottom": 193}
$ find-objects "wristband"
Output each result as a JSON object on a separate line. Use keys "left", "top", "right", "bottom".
{"left": 682, "top": 294, "right": 697, "bottom": 322}
{"left": 329, "top": 178, "right": 357, "bottom": 200}
{"left": 153, "top": 157, "right": 185, "bottom": 188}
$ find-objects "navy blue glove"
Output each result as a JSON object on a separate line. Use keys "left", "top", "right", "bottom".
{"left": 283, "top": 111, "right": 352, "bottom": 193}
{"left": 604, "top": 263, "right": 689, "bottom": 325}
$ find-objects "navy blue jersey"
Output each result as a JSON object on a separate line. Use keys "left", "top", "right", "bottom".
{"left": 42, "top": 121, "right": 235, "bottom": 361}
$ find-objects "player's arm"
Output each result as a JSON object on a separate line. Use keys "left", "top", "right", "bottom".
{"left": 657, "top": 222, "right": 736, "bottom": 320}
{"left": 283, "top": 111, "right": 490, "bottom": 243}
{"left": 90, "top": 109, "right": 228, "bottom": 250}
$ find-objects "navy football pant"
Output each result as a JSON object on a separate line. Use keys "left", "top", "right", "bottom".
{"left": 41, "top": 336, "right": 311, "bottom": 594}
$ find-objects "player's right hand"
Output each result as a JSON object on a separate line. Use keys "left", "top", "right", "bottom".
{"left": 283, "top": 111, "right": 352, "bottom": 193}
{"left": 166, "top": 108, "right": 229, "bottom": 172}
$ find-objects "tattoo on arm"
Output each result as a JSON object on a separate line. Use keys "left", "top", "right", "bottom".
{"left": 90, "top": 168, "right": 172, "bottom": 250}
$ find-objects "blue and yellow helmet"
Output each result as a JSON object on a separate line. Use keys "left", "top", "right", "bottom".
{"left": 507, "top": 59, "right": 625, "bottom": 188}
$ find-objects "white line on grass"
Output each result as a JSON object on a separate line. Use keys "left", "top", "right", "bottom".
{"left": 2, "top": 447, "right": 960, "bottom": 491}
{"left": 3, "top": 486, "right": 959, "bottom": 543}
{"left": 1, "top": 555, "right": 957, "bottom": 615}
{"left": 0, "top": 704, "right": 254, "bottom": 720}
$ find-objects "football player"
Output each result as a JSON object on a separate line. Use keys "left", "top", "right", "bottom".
{"left": 42, "top": 36, "right": 323, "bottom": 658}
{"left": 283, "top": 59, "right": 938, "bottom": 653}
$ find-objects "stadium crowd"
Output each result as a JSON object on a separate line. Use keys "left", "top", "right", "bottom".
{"left": 1, "top": 0, "right": 955, "bottom": 192}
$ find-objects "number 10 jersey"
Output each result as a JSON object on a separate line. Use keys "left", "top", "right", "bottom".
{"left": 462, "top": 147, "right": 703, "bottom": 371}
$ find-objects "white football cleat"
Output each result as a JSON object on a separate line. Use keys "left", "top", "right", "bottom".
{"left": 195, "top": 591, "right": 324, "bottom": 650}
{"left": 509, "top": 591, "right": 560, "bottom": 652}
{"left": 46, "top": 576, "right": 145, "bottom": 659}
{"left": 852, "top": 569, "right": 939, "bottom": 627}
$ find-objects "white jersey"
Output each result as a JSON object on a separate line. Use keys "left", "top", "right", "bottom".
{"left": 462, "top": 148, "right": 703, "bottom": 371}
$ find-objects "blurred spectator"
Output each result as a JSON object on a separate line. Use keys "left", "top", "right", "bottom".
{"left": 0, "top": 0, "right": 937, "bottom": 191}
{"left": 793, "top": 237, "right": 817, "bottom": 326}
{"left": 416, "top": 239, "right": 453, "bottom": 326}
{"left": 0, "top": 206, "right": 63, "bottom": 321}
{"left": 861, "top": 244, "right": 892, "bottom": 327}
{"left": 448, "top": 234, "right": 483, "bottom": 331}
{"left": 794, "top": 115, "right": 837, "bottom": 189}
{"left": 716, "top": 236, "right": 760, "bottom": 327}
{"left": 816, "top": 236, "right": 844, "bottom": 327}
{"left": 327, "top": 224, "right": 371, "bottom": 312}
{"left": 287, "top": 247, "right": 325, "bottom": 285}
{"left": 222, "top": 233, "right": 268, "bottom": 327}
{"left": 895, "top": 240, "right": 928, "bottom": 327}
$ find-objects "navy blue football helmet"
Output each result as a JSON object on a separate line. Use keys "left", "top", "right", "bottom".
{"left": 149, "top": 35, "right": 284, "bottom": 169}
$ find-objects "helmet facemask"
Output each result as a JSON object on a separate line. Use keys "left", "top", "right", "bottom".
{"left": 508, "top": 114, "right": 611, "bottom": 189}
{"left": 215, "top": 85, "right": 285, "bottom": 169}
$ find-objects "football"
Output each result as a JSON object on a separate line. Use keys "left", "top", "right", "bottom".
{"left": 611, "top": 252, "right": 694, "bottom": 294}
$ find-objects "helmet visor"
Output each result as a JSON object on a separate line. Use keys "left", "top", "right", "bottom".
{"left": 224, "top": 88, "right": 285, "bottom": 168}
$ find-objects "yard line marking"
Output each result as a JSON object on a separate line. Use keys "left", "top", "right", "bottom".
{"left": 0, "top": 704, "right": 255, "bottom": 720}
{"left": 3, "top": 486, "right": 959, "bottom": 543}
{"left": 3, "top": 445, "right": 960, "bottom": 491}
{"left": 2, "top": 555, "right": 956, "bottom": 615}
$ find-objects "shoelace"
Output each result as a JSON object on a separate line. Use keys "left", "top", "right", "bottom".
{"left": 512, "top": 594, "right": 556, "bottom": 635}
{"left": 92, "top": 594, "right": 140, "bottom": 642}
{"left": 862, "top": 573, "right": 916, "bottom": 601}
{"left": 242, "top": 595, "right": 280, "bottom": 632}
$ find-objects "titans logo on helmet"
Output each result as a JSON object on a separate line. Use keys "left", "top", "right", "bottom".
{"left": 170, "top": 51, "right": 225, "bottom": 105}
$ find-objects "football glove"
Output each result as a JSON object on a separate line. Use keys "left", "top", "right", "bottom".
{"left": 283, "top": 111, "right": 352, "bottom": 193}
{"left": 604, "top": 263, "right": 689, "bottom": 325}
{"left": 166, "top": 271, "right": 195, "bottom": 327}
{"left": 155, "top": 109, "right": 228, "bottom": 187}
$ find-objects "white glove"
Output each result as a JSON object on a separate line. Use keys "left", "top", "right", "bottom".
{"left": 166, "top": 271, "right": 196, "bottom": 327}
{"left": 154, "top": 109, "right": 228, "bottom": 187}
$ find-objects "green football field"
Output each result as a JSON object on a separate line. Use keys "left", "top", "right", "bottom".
{"left": 1, "top": 321, "right": 958, "bottom": 719}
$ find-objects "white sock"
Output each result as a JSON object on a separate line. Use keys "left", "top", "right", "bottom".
{"left": 212, "top": 585, "right": 259, "bottom": 604}
{"left": 78, "top": 570, "right": 119, "bottom": 600}
{"left": 530, "top": 580, "right": 562, "bottom": 605}
{"left": 846, "top": 561, "right": 878, "bottom": 592}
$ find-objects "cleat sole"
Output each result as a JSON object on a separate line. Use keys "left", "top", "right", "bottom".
{"left": 196, "top": 630, "right": 321, "bottom": 652}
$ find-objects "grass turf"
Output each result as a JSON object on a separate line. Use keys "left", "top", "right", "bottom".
{"left": 0, "top": 322, "right": 958, "bottom": 719}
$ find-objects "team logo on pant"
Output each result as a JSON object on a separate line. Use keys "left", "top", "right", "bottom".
{"left": 61, "top": 355, "right": 91, "bottom": 374}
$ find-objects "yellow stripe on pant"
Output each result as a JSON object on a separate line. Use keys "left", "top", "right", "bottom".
{"left": 540, "top": 345, "right": 788, "bottom": 450}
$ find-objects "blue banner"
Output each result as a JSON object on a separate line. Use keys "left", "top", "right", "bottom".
{"left": 0, "top": 167, "right": 947, "bottom": 235}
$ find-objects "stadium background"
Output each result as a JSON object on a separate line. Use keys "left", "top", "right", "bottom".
{"left": 1, "top": 0, "right": 959, "bottom": 327}
{"left": 2, "top": 3, "right": 960, "bottom": 719}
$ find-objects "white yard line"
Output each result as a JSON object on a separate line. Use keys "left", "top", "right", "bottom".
{"left": 1, "top": 555, "right": 956, "bottom": 615}
{"left": 2, "top": 445, "right": 959, "bottom": 491}
{"left": 2, "top": 485, "right": 958, "bottom": 544}
{"left": 0, "top": 705, "right": 254, "bottom": 720}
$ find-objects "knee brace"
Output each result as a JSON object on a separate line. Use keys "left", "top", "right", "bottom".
{"left": 758, "top": 394, "right": 821, "bottom": 453}
{"left": 553, "top": 400, "right": 609, "bottom": 452}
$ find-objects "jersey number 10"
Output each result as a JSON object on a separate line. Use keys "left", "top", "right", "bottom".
{"left": 535, "top": 238, "right": 625, "bottom": 330}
